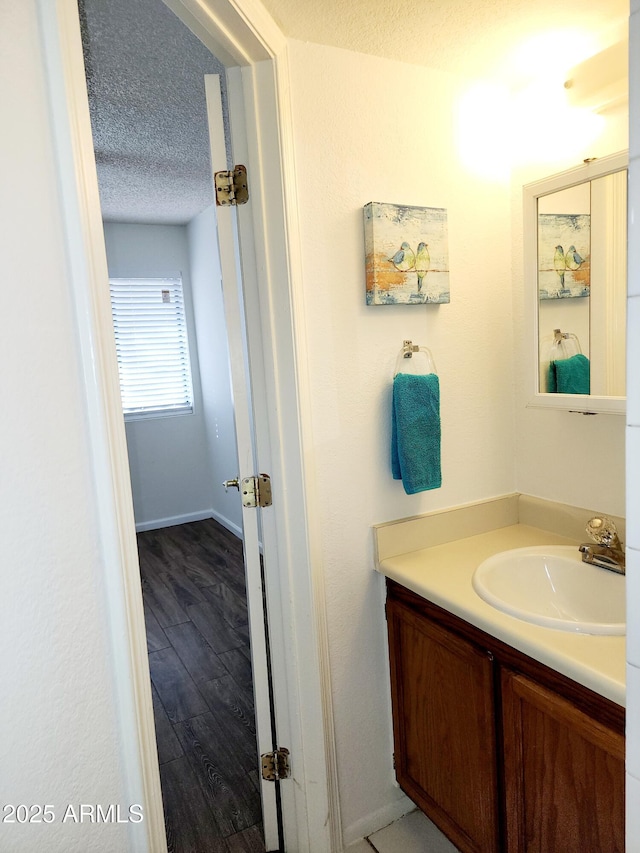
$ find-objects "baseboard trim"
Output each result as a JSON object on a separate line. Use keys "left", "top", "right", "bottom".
{"left": 135, "top": 509, "right": 242, "bottom": 537}
{"left": 342, "top": 793, "right": 414, "bottom": 848}
{"left": 209, "top": 508, "right": 243, "bottom": 539}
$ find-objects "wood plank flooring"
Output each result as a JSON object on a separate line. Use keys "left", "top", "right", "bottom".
{"left": 138, "top": 518, "right": 265, "bottom": 853}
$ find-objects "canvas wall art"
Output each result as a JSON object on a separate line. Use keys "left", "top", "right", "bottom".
{"left": 538, "top": 213, "right": 590, "bottom": 299}
{"left": 364, "top": 202, "right": 450, "bottom": 305}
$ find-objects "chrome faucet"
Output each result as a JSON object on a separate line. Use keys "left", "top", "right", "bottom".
{"left": 578, "top": 516, "right": 625, "bottom": 575}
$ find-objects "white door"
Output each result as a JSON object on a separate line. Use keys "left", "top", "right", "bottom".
{"left": 205, "top": 74, "right": 281, "bottom": 852}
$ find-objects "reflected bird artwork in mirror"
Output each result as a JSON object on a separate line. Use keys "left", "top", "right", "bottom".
{"left": 538, "top": 215, "right": 590, "bottom": 300}
{"left": 524, "top": 151, "right": 627, "bottom": 414}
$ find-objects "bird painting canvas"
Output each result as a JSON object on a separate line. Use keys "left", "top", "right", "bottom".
{"left": 538, "top": 213, "right": 590, "bottom": 299}
{"left": 364, "top": 202, "right": 450, "bottom": 305}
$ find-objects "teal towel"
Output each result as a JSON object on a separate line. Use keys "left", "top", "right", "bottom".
{"left": 548, "top": 353, "right": 590, "bottom": 395}
{"left": 391, "top": 373, "right": 441, "bottom": 494}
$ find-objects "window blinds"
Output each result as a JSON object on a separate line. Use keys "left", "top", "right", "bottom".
{"left": 109, "top": 277, "right": 194, "bottom": 417}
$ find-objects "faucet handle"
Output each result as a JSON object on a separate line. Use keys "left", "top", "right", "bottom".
{"left": 585, "top": 515, "right": 621, "bottom": 549}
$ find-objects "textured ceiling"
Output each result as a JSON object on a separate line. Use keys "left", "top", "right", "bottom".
{"left": 260, "top": 0, "right": 628, "bottom": 83}
{"left": 80, "top": 0, "right": 628, "bottom": 226}
{"left": 80, "top": 0, "right": 228, "bottom": 225}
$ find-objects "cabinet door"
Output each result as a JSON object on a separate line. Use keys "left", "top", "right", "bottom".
{"left": 501, "top": 668, "right": 625, "bottom": 853}
{"left": 387, "top": 597, "right": 500, "bottom": 853}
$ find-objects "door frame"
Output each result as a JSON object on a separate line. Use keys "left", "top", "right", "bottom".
{"left": 36, "top": 1, "right": 340, "bottom": 851}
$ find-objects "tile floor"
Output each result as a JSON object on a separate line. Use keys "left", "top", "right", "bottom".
{"left": 348, "top": 809, "right": 460, "bottom": 853}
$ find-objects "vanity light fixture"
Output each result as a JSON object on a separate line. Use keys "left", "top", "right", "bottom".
{"left": 564, "top": 39, "right": 628, "bottom": 113}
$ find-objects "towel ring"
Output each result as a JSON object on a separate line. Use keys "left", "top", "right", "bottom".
{"left": 540, "top": 329, "right": 582, "bottom": 363}
{"left": 552, "top": 329, "right": 582, "bottom": 357}
{"left": 394, "top": 343, "right": 437, "bottom": 377}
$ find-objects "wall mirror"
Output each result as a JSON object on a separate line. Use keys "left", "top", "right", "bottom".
{"left": 524, "top": 151, "right": 627, "bottom": 414}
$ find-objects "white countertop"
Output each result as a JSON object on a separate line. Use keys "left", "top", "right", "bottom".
{"left": 376, "top": 523, "right": 625, "bottom": 707}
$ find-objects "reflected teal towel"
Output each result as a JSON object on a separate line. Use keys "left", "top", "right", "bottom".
{"left": 391, "top": 373, "right": 441, "bottom": 495}
{"left": 548, "top": 354, "right": 590, "bottom": 395}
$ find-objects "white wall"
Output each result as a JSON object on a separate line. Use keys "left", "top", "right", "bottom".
{"left": 188, "top": 204, "right": 242, "bottom": 535}
{"left": 511, "top": 108, "right": 628, "bottom": 516}
{"left": 287, "top": 40, "right": 516, "bottom": 843}
{"left": 0, "top": 3, "right": 142, "bottom": 849}
{"left": 103, "top": 221, "right": 219, "bottom": 529}
{"left": 626, "top": 0, "right": 640, "bottom": 846}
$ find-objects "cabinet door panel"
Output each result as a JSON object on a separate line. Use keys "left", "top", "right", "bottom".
{"left": 387, "top": 598, "right": 500, "bottom": 853}
{"left": 501, "top": 668, "right": 624, "bottom": 853}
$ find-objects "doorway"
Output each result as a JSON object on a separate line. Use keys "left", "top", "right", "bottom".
{"left": 78, "top": 0, "right": 278, "bottom": 849}
{"left": 40, "top": 0, "right": 336, "bottom": 847}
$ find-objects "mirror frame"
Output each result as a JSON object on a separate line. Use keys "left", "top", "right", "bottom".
{"left": 523, "top": 150, "right": 628, "bottom": 415}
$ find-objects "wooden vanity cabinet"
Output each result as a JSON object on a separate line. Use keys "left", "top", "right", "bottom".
{"left": 501, "top": 669, "right": 625, "bottom": 853}
{"left": 386, "top": 590, "right": 500, "bottom": 852}
{"left": 385, "top": 580, "right": 625, "bottom": 853}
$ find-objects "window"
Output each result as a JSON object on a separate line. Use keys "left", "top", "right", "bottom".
{"left": 109, "top": 277, "right": 194, "bottom": 418}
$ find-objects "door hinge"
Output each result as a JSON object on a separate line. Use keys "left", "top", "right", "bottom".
{"left": 241, "top": 474, "right": 272, "bottom": 508}
{"left": 214, "top": 164, "right": 249, "bottom": 206}
{"left": 261, "top": 748, "right": 290, "bottom": 781}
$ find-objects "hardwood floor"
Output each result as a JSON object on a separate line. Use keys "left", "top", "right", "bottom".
{"left": 138, "top": 518, "right": 265, "bottom": 853}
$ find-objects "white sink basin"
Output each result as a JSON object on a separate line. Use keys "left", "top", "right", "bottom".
{"left": 472, "top": 545, "right": 625, "bottom": 635}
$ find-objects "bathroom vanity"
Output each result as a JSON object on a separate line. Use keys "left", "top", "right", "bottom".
{"left": 375, "top": 497, "right": 626, "bottom": 853}
{"left": 386, "top": 581, "right": 624, "bottom": 852}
